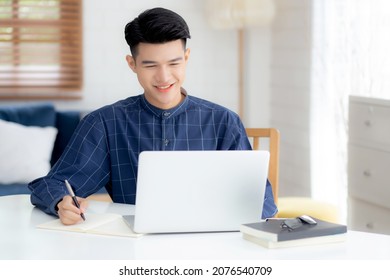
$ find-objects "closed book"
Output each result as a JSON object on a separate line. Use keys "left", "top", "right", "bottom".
{"left": 240, "top": 218, "right": 347, "bottom": 243}
{"left": 242, "top": 232, "right": 347, "bottom": 249}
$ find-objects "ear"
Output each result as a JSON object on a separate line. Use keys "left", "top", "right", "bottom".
{"left": 126, "top": 55, "right": 137, "bottom": 73}
{"left": 184, "top": 48, "right": 191, "bottom": 64}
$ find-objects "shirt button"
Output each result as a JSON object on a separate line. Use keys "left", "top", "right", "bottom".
{"left": 164, "top": 139, "right": 169, "bottom": 146}
{"left": 163, "top": 112, "right": 170, "bottom": 118}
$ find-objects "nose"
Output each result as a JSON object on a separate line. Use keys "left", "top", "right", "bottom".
{"left": 155, "top": 65, "right": 171, "bottom": 83}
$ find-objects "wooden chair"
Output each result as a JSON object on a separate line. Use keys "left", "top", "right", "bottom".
{"left": 246, "top": 128, "right": 340, "bottom": 222}
{"left": 245, "top": 128, "right": 280, "bottom": 205}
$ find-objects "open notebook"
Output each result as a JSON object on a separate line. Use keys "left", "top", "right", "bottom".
{"left": 37, "top": 213, "right": 142, "bottom": 237}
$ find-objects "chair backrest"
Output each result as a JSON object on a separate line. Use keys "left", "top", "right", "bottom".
{"left": 245, "top": 128, "right": 280, "bottom": 204}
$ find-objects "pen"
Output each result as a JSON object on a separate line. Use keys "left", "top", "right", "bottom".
{"left": 64, "top": 180, "right": 86, "bottom": 221}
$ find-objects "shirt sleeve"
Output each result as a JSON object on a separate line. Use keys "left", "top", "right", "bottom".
{"left": 262, "top": 179, "right": 278, "bottom": 219}
{"left": 218, "top": 113, "right": 252, "bottom": 150}
{"left": 28, "top": 113, "right": 111, "bottom": 215}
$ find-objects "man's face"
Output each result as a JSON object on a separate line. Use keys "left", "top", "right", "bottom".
{"left": 126, "top": 40, "right": 190, "bottom": 110}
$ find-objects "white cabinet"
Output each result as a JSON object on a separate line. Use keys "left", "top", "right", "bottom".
{"left": 348, "top": 96, "right": 390, "bottom": 235}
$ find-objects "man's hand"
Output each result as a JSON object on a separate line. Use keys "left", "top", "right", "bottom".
{"left": 57, "top": 195, "right": 88, "bottom": 225}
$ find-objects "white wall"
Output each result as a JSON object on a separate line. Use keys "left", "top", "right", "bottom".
{"left": 270, "top": 0, "right": 312, "bottom": 197}
{"left": 47, "top": 0, "right": 272, "bottom": 129}
{"left": 244, "top": 26, "right": 272, "bottom": 128}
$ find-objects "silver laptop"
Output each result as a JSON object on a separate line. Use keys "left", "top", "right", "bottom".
{"left": 123, "top": 150, "right": 269, "bottom": 234}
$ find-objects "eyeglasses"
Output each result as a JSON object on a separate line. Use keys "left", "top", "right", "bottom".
{"left": 280, "top": 215, "right": 318, "bottom": 231}
{"left": 281, "top": 218, "right": 304, "bottom": 231}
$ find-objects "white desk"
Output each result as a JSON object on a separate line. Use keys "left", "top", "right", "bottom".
{"left": 1, "top": 195, "right": 390, "bottom": 260}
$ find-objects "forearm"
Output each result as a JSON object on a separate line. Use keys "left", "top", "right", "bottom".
{"left": 29, "top": 177, "right": 67, "bottom": 216}
{"left": 28, "top": 113, "right": 110, "bottom": 215}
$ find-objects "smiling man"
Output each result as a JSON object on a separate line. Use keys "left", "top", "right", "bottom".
{"left": 126, "top": 40, "right": 189, "bottom": 110}
{"left": 28, "top": 7, "right": 278, "bottom": 225}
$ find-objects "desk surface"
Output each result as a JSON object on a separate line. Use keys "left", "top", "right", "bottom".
{"left": 1, "top": 195, "right": 390, "bottom": 260}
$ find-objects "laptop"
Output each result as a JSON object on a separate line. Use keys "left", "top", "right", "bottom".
{"left": 123, "top": 150, "right": 269, "bottom": 234}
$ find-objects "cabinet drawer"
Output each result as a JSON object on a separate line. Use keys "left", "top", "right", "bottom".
{"left": 348, "top": 145, "right": 390, "bottom": 209}
{"left": 348, "top": 198, "right": 390, "bottom": 235}
{"left": 349, "top": 102, "right": 390, "bottom": 149}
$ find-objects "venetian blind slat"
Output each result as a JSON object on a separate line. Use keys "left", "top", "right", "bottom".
{"left": 0, "top": 0, "right": 82, "bottom": 99}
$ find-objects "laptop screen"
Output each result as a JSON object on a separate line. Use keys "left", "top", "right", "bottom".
{"left": 130, "top": 150, "right": 269, "bottom": 234}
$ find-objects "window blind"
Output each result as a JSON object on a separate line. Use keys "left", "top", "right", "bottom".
{"left": 0, "top": 0, "right": 82, "bottom": 99}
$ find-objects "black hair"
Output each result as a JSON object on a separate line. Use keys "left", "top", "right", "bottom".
{"left": 124, "top": 7, "right": 191, "bottom": 57}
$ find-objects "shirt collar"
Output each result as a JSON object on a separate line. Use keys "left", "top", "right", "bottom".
{"left": 141, "top": 88, "right": 189, "bottom": 118}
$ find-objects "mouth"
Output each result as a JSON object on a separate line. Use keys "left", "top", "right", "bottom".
{"left": 155, "top": 83, "right": 174, "bottom": 92}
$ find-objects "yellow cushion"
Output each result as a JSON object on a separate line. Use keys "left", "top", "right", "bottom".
{"left": 277, "top": 197, "right": 340, "bottom": 223}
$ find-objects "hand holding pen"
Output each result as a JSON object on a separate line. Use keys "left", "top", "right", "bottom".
{"left": 65, "top": 180, "right": 86, "bottom": 221}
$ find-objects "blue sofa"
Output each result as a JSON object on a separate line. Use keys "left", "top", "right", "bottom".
{"left": 0, "top": 103, "right": 92, "bottom": 196}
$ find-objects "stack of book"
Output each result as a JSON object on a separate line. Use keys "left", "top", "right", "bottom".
{"left": 240, "top": 217, "right": 347, "bottom": 249}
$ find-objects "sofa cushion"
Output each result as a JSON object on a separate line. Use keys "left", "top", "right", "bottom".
{"left": 0, "top": 103, "right": 78, "bottom": 167}
{"left": 0, "top": 103, "right": 56, "bottom": 127}
{"left": 0, "top": 183, "right": 31, "bottom": 196}
{"left": 0, "top": 119, "right": 58, "bottom": 184}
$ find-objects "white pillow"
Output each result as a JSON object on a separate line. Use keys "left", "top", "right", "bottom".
{"left": 0, "top": 119, "right": 58, "bottom": 184}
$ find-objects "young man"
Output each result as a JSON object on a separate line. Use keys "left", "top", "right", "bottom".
{"left": 28, "top": 7, "right": 277, "bottom": 225}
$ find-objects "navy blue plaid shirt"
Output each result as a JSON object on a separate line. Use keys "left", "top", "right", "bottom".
{"left": 29, "top": 93, "right": 277, "bottom": 218}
